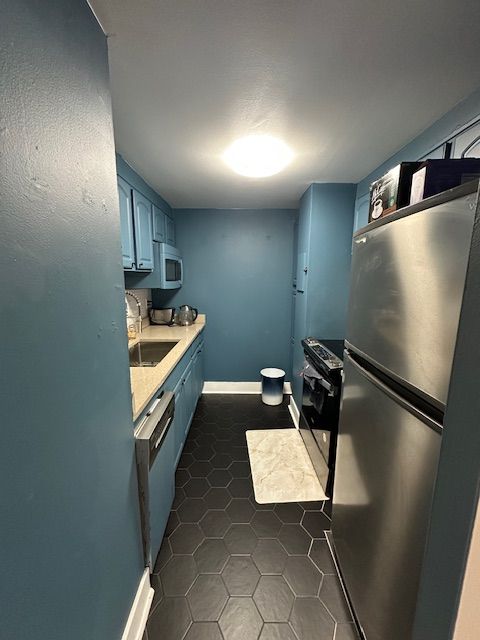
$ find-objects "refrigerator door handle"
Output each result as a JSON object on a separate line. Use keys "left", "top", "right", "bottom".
{"left": 346, "top": 354, "right": 443, "bottom": 435}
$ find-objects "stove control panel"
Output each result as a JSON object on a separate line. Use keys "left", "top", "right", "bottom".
{"left": 303, "top": 338, "right": 343, "bottom": 370}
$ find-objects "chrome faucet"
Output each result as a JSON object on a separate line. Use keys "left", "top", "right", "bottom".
{"left": 125, "top": 290, "right": 142, "bottom": 335}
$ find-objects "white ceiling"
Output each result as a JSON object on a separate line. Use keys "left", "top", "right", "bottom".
{"left": 91, "top": 0, "right": 480, "bottom": 208}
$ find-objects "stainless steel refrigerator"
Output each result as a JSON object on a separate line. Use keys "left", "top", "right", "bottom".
{"left": 332, "top": 183, "right": 478, "bottom": 640}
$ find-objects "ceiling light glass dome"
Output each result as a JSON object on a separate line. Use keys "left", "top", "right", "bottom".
{"left": 223, "top": 135, "right": 294, "bottom": 178}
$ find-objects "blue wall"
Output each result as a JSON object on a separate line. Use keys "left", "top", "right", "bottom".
{"left": 354, "top": 87, "right": 480, "bottom": 229}
{"left": 291, "top": 184, "right": 356, "bottom": 404}
{"left": 1, "top": 2, "right": 143, "bottom": 638}
{"left": 153, "top": 209, "right": 297, "bottom": 381}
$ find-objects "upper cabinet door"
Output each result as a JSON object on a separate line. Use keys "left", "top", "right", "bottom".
{"left": 354, "top": 193, "right": 370, "bottom": 230}
{"left": 418, "top": 145, "right": 445, "bottom": 161}
{"left": 117, "top": 176, "right": 135, "bottom": 270}
{"left": 165, "top": 216, "right": 175, "bottom": 246}
{"left": 132, "top": 189, "right": 154, "bottom": 271}
{"left": 452, "top": 121, "right": 480, "bottom": 158}
{"left": 153, "top": 205, "right": 166, "bottom": 243}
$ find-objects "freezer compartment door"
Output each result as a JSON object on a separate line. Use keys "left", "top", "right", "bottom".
{"left": 347, "top": 192, "right": 476, "bottom": 408}
{"left": 332, "top": 354, "right": 441, "bottom": 640}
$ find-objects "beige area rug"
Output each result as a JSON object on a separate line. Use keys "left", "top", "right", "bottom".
{"left": 246, "top": 429, "right": 327, "bottom": 504}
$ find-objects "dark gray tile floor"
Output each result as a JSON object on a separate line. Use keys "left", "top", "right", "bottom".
{"left": 145, "top": 395, "right": 359, "bottom": 640}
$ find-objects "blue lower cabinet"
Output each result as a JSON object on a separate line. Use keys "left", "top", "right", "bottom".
{"left": 148, "top": 417, "right": 175, "bottom": 557}
{"left": 193, "top": 345, "right": 204, "bottom": 401}
{"left": 136, "top": 336, "right": 204, "bottom": 473}
{"left": 198, "top": 346, "right": 205, "bottom": 395}
{"left": 183, "top": 365, "right": 195, "bottom": 440}
{"left": 171, "top": 340, "right": 204, "bottom": 465}
{"left": 173, "top": 376, "right": 186, "bottom": 467}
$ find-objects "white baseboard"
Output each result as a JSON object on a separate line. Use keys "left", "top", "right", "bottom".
{"left": 288, "top": 395, "right": 300, "bottom": 428}
{"left": 202, "top": 381, "right": 292, "bottom": 395}
{"left": 121, "top": 568, "right": 154, "bottom": 640}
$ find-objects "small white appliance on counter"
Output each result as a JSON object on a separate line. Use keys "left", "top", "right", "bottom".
{"left": 149, "top": 307, "right": 176, "bottom": 326}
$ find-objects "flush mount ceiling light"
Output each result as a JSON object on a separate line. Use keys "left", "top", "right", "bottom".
{"left": 222, "top": 135, "right": 294, "bottom": 178}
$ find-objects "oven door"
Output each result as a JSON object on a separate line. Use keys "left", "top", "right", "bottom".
{"left": 299, "top": 356, "right": 341, "bottom": 496}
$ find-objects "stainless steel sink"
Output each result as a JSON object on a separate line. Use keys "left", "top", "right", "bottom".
{"left": 129, "top": 341, "right": 179, "bottom": 367}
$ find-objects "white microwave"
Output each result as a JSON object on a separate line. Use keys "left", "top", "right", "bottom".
{"left": 158, "top": 243, "right": 183, "bottom": 289}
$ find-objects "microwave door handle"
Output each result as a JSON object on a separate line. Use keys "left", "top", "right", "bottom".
{"left": 178, "top": 258, "right": 183, "bottom": 284}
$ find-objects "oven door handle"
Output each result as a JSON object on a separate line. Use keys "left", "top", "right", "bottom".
{"left": 317, "top": 376, "right": 334, "bottom": 394}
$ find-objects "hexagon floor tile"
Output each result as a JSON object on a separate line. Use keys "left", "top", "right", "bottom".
{"left": 177, "top": 497, "right": 208, "bottom": 524}
{"left": 274, "top": 502, "right": 303, "bottom": 524}
{"left": 187, "top": 575, "right": 228, "bottom": 621}
{"left": 222, "top": 556, "right": 260, "bottom": 596}
{"left": 309, "top": 539, "right": 337, "bottom": 575}
{"left": 183, "top": 622, "right": 224, "bottom": 640}
{"left": 302, "top": 510, "right": 331, "bottom": 538}
{"left": 224, "top": 523, "right": 258, "bottom": 554}
{"left": 226, "top": 498, "right": 255, "bottom": 523}
{"left": 199, "top": 510, "right": 231, "bottom": 537}
{"left": 193, "top": 538, "right": 229, "bottom": 573}
{"left": 259, "top": 623, "right": 298, "bottom": 640}
{"left": 169, "top": 523, "right": 203, "bottom": 554}
{"left": 278, "top": 524, "right": 312, "bottom": 555}
{"left": 147, "top": 597, "right": 191, "bottom": 640}
{"left": 251, "top": 510, "right": 282, "bottom": 538}
{"left": 290, "top": 597, "right": 336, "bottom": 640}
{"left": 319, "top": 575, "right": 354, "bottom": 624}
{"left": 283, "top": 555, "right": 322, "bottom": 596}
{"left": 159, "top": 555, "right": 197, "bottom": 596}
{"left": 219, "top": 597, "right": 263, "bottom": 640}
{"left": 253, "top": 576, "right": 294, "bottom": 622}
{"left": 147, "top": 395, "right": 356, "bottom": 640}
{"left": 252, "top": 539, "right": 288, "bottom": 575}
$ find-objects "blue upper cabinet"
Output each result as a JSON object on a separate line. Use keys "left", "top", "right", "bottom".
{"left": 153, "top": 205, "right": 166, "bottom": 243}
{"left": 132, "top": 189, "right": 154, "bottom": 271}
{"left": 452, "top": 120, "right": 480, "bottom": 158}
{"left": 117, "top": 176, "right": 135, "bottom": 270}
{"left": 165, "top": 216, "right": 176, "bottom": 246}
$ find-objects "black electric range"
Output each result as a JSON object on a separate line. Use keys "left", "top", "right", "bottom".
{"left": 302, "top": 337, "right": 344, "bottom": 376}
{"left": 299, "top": 338, "right": 345, "bottom": 497}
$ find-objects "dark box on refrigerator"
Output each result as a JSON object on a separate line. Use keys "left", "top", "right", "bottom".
{"left": 409, "top": 158, "right": 480, "bottom": 205}
{"left": 369, "top": 162, "right": 422, "bottom": 223}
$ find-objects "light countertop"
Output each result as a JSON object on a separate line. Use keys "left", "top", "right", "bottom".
{"left": 129, "top": 315, "right": 206, "bottom": 422}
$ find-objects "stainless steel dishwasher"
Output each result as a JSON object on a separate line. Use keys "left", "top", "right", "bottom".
{"left": 135, "top": 391, "right": 175, "bottom": 570}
